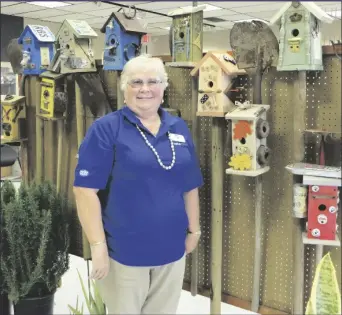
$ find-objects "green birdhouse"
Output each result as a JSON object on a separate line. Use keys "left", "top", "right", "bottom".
{"left": 270, "top": 1, "right": 333, "bottom": 71}
{"left": 168, "top": 5, "right": 205, "bottom": 62}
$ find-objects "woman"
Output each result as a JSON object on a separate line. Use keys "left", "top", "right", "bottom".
{"left": 73, "top": 54, "right": 203, "bottom": 314}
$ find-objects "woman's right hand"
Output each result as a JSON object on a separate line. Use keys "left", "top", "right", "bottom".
{"left": 90, "top": 242, "right": 110, "bottom": 280}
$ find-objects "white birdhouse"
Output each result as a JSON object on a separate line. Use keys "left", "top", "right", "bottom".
{"left": 225, "top": 102, "right": 271, "bottom": 176}
{"left": 270, "top": 1, "right": 333, "bottom": 71}
{"left": 190, "top": 51, "right": 245, "bottom": 117}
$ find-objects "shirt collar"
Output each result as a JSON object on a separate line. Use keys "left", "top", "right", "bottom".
{"left": 121, "top": 105, "right": 178, "bottom": 130}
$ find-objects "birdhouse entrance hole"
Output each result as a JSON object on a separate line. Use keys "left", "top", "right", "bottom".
{"left": 318, "top": 204, "right": 326, "bottom": 211}
{"left": 240, "top": 137, "right": 246, "bottom": 144}
{"left": 292, "top": 29, "right": 299, "bottom": 37}
{"left": 208, "top": 81, "right": 214, "bottom": 88}
{"left": 179, "top": 32, "right": 185, "bottom": 38}
{"left": 110, "top": 38, "right": 116, "bottom": 45}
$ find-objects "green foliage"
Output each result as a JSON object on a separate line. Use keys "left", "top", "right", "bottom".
{"left": 0, "top": 180, "right": 17, "bottom": 293}
{"left": 68, "top": 269, "right": 107, "bottom": 315}
{"left": 306, "top": 252, "right": 341, "bottom": 315}
{"left": 0, "top": 180, "right": 71, "bottom": 303}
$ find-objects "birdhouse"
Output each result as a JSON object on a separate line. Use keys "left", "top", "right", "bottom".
{"left": 18, "top": 25, "right": 55, "bottom": 75}
{"left": 39, "top": 71, "right": 68, "bottom": 119}
{"left": 51, "top": 20, "right": 98, "bottom": 74}
{"left": 1, "top": 95, "right": 26, "bottom": 142}
{"left": 168, "top": 5, "right": 205, "bottom": 62}
{"left": 270, "top": 1, "right": 333, "bottom": 71}
{"left": 225, "top": 102, "right": 271, "bottom": 176}
{"left": 100, "top": 12, "right": 147, "bottom": 71}
{"left": 307, "top": 185, "right": 339, "bottom": 241}
{"left": 190, "top": 51, "right": 245, "bottom": 117}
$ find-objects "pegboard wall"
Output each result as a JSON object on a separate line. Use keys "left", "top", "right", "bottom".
{"left": 166, "top": 55, "right": 341, "bottom": 313}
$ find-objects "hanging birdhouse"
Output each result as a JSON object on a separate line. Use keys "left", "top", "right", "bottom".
{"left": 100, "top": 12, "right": 147, "bottom": 71}
{"left": 168, "top": 5, "right": 205, "bottom": 62}
{"left": 270, "top": 1, "right": 333, "bottom": 71}
{"left": 225, "top": 102, "right": 271, "bottom": 176}
{"left": 18, "top": 25, "right": 56, "bottom": 75}
{"left": 190, "top": 51, "right": 245, "bottom": 117}
{"left": 51, "top": 20, "right": 98, "bottom": 74}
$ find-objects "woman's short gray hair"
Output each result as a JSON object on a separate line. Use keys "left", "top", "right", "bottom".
{"left": 120, "top": 54, "right": 169, "bottom": 91}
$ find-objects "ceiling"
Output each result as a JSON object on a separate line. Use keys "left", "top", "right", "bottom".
{"left": 1, "top": 1, "right": 340, "bottom": 36}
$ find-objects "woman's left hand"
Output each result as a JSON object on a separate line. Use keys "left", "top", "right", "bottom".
{"left": 185, "top": 233, "right": 201, "bottom": 254}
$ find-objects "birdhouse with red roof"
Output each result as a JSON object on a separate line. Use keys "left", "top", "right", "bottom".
{"left": 190, "top": 51, "right": 245, "bottom": 117}
{"left": 225, "top": 102, "right": 271, "bottom": 176}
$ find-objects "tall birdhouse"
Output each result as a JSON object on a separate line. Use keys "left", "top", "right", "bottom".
{"left": 18, "top": 25, "right": 55, "bottom": 75}
{"left": 51, "top": 20, "right": 98, "bottom": 74}
{"left": 225, "top": 102, "right": 271, "bottom": 176}
{"left": 270, "top": 1, "right": 333, "bottom": 71}
{"left": 100, "top": 12, "right": 147, "bottom": 71}
{"left": 190, "top": 51, "right": 245, "bottom": 117}
{"left": 168, "top": 5, "right": 205, "bottom": 62}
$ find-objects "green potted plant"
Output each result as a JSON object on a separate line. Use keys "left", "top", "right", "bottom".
{"left": 0, "top": 181, "right": 17, "bottom": 315}
{"left": 68, "top": 269, "right": 107, "bottom": 315}
{"left": 306, "top": 252, "right": 341, "bottom": 315}
{"left": 0, "top": 180, "right": 71, "bottom": 315}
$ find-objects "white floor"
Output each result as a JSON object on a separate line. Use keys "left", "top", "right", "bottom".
{"left": 50, "top": 255, "right": 256, "bottom": 314}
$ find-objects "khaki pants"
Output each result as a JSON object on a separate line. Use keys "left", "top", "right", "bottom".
{"left": 96, "top": 254, "right": 186, "bottom": 314}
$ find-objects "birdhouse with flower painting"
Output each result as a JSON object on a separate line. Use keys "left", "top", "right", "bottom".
{"left": 190, "top": 51, "right": 245, "bottom": 117}
{"left": 225, "top": 102, "right": 271, "bottom": 176}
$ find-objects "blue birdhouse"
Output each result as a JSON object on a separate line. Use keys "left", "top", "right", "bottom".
{"left": 18, "top": 25, "right": 55, "bottom": 75}
{"left": 101, "top": 12, "right": 147, "bottom": 71}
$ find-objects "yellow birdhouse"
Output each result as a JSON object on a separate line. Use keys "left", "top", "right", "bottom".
{"left": 190, "top": 51, "right": 245, "bottom": 117}
{"left": 225, "top": 102, "right": 271, "bottom": 176}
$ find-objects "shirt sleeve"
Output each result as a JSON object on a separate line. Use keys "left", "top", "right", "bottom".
{"left": 73, "top": 119, "right": 115, "bottom": 190}
{"left": 180, "top": 120, "right": 204, "bottom": 192}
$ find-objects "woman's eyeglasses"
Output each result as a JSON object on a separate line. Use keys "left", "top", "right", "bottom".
{"left": 128, "top": 79, "right": 163, "bottom": 89}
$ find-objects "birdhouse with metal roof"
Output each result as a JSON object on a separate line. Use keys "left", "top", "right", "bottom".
{"left": 190, "top": 51, "right": 245, "bottom": 117}
{"left": 168, "top": 5, "right": 206, "bottom": 62}
{"left": 225, "top": 102, "right": 271, "bottom": 176}
{"left": 51, "top": 20, "right": 98, "bottom": 74}
{"left": 100, "top": 12, "right": 147, "bottom": 71}
{"left": 18, "top": 25, "right": 55, "bottom": 75}
{"left": 270, "top": 1, "right": 333, "bottom": 71}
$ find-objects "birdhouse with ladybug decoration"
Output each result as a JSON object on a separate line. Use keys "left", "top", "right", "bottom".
{"left": 190, "top": 51, "right": 245, "bottom": 117}
{"left": 269, "top": 1, "right": 333, "bottom": 71}
{"left": 225, "top": 102, "right": 271, "bottom": 176}
{"left": 100, "top": 12, "right": 147, "bottom": 71}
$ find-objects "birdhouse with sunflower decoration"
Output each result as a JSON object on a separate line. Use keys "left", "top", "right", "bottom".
{"left": 190, "top": 51, "right": 245, "bottom": 117}
{"left": 225, "top": 102, "right": 271, "bottom": 176}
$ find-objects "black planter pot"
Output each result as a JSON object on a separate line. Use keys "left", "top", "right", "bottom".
{"left": 13, "top": 293, "right": 55, "bottom": 315}
{"left": 0, "top": 293, "right": 11, "bottom": 315}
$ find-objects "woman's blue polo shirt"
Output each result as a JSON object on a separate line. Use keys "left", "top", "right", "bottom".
{"left": 74, "top": 106, "right": 204, "bottom": 266}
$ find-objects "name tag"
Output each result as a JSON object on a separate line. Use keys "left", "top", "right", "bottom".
{"left": 169, "top": 133, "right": 185, "bottom": 143}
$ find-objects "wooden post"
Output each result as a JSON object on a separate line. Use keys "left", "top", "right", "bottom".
{"left": 292, "top": 71, "right": 306, "bottom": 315}
{"left": 75, "top": 81, "right": 91, "bottom": 260}
{"left": 210, "top": 117, "right": 224, "bottom": 315}
{"left": 116, "top": 71, "right": 124, "bottom": 109}
{"left": 190, "top": 76, "right": 199, "bottom": 296}
{"left": 35, "top": 77, "right": 44, "bottom": 183}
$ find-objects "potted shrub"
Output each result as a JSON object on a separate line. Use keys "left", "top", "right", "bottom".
{"left": 0, "top": 180, "right": 71, "bottom": 315}
{"left": 0, "top": 181, "right": 16, "bottom": 315}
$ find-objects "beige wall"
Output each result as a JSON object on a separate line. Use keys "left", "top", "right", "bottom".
{"left": 23, "top": 17, "right": 341, "bottom": 58}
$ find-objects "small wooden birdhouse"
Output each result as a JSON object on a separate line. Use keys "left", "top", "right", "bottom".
{"left": 18, "top": 25, "right": 55, "bottom": 75}
{"left": 225, "top": 102, "right": 271, "bottom": 176}
{"left": 52, "top": 20, "right": 98, "bottom": 74}
{"left": 168, "top": 5, "right": 205, "bottom": 62}
{"left": 190, "top": 51, "right": 245, "bottom": 117}
{"left": 100, "top": 12, "right": 147, "bottom": 71}
{"left": 270, "top": 1, "right": 333, "bottom": 71}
